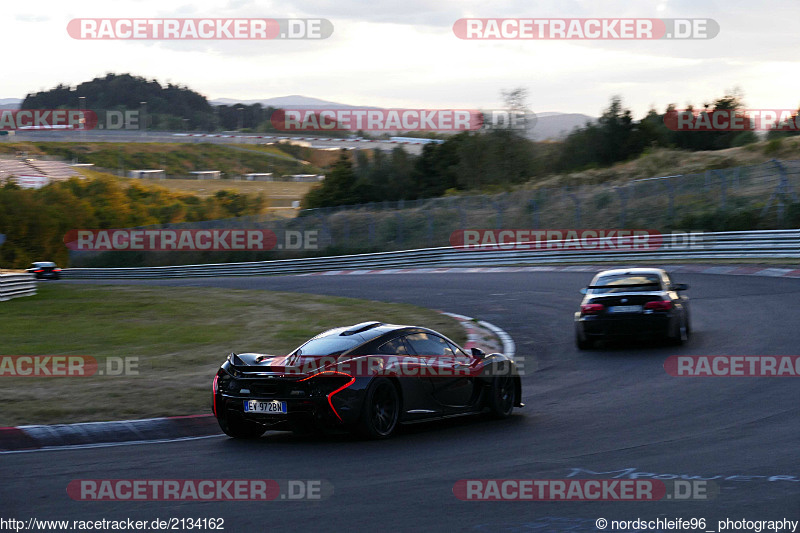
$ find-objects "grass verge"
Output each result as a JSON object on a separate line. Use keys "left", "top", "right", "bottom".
{"left": 0, "top": 284, "right": 464, "bottom": 426}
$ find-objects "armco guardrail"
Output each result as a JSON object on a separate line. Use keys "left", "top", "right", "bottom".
{"left": 0, "top": 273, "right": 37, "bottom": 300}
{"left": 61, "top": 229, "right": 800, "bottom": 280}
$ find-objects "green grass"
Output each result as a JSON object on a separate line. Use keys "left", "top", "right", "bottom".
{"left": 0, "top": 284, "right": 464, "bottom": 426}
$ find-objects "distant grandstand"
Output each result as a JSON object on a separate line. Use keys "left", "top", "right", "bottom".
{"left": 0, "top": 159, "right": 83, "bottom": 188}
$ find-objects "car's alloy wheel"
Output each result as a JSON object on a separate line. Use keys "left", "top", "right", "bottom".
{"left": 218, "top": 413, "right": 267, "bottom": 439}
{"left": 488, "top": 375, "right": 515, "bottom": 419}
{"left": 359, "top": 378, "right": 400, "bottom": 439}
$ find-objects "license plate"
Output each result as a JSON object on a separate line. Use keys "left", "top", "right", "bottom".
{"left": 244, "top": 400, "right": 287, "bottom": 414}
{"left": 608, "top": 305, "right": 642, "bottom": 313}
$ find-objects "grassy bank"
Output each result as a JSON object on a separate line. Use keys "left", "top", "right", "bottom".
{"left": 0, "top": 284, "right": 464, "bottom": 426}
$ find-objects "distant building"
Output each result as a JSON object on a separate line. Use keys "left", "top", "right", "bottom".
{"left": 12, "top": 175, "right": 50, "bottom": 189}
{"left": 285, "top": 174, "right": 325, "bottom": 182}
{"left": 242, "top": 173, "right": 274, "bottom": 181}
{"left": 389, "top": 136, "right": 445, "bottom": 145}
{"left": 189, "top": 171, "right": 221, "bottom": 180}
{"left": 129, "top": 170, "right": 166, "bottom": 179}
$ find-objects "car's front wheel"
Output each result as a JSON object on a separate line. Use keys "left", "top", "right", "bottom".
{"left": 218, "top": 414, "right": 267, "bottom": 439}
{"left": 358, "top": 378, "right": 400, "bottom": 439}
{"left": 488, "top": 375, "right": 515, "bottom": 419}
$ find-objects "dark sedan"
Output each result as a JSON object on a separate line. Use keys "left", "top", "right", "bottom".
{"left": 574, "top": 268, "right": 690, "bottom": 349}
{"left": 212, "top": 321, "right": 523, "bottom": 439}
{"left": 26, "top": 261, "right": 61, "bottom": 280}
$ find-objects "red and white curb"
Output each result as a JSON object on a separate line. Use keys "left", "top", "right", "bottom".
{"left": 440, "top": 312, "right": 515, "bottom": 358}
{"left": 0, "top": 314, "right": 514, "bottom": 453}
{"left": 0, "top": 414, "right": 219, "bottom": 453}
{"left": 295, "top": 264, "right": 800, "bottom": 279}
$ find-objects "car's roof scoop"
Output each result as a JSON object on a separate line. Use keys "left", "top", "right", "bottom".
{"left": 340, "top": 321, "right": 383, "bottom": 336}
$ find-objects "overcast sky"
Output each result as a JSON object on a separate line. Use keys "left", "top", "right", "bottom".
{"left": 7, "top": 0, "right": 800, "bottom": 117}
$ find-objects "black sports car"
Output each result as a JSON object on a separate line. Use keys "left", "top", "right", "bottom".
{"left": 212, "top": 322, "right": 522, "bottom": 439}
{"left": 26, "top": 261, "right": 61, "bottom": 280}
{"left": 574, "top": 267, "right": 691, "bottom": 349}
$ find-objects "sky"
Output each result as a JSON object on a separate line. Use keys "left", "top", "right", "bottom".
{"left": 6, "top": 0, "right": 800, "bottom": 118}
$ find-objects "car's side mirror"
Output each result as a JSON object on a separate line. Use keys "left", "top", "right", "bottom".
{"left": 579, "top": 288, "right": 588, "bottom": 294}
{"left": 471, "top": 347, "right": 486, "bottom": 359}
{"left": 672, "top": 283, "right": 688, "bottom": 291}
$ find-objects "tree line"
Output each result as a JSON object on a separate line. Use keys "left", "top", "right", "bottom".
{"left": 0, "top": 178, "right": 265, "bottom": 268}
{"left": 302, "top": 93, "right": 799, "bottom": 209}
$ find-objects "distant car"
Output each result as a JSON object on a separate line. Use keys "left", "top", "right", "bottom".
{"left": 212, "top": 322, "right": 523, "bottom": 439}
{"left": 26, "top": 261, "right": 61, "bottom": 280}
{"left": 574, "top": 268, "right": 690, "bottom": 349}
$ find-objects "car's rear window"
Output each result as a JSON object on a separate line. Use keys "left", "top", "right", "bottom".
{"left": 590, "top": 274, "right": 662, "bottom": 293}
{"left": 294, "top": 336, "right": 361, "bottom": 356}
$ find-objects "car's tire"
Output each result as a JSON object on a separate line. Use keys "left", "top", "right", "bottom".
{"left": 358, "top": 378, "right": 400, "bottom": 439}
{"left": 218, "top": 414, "right": 266, "bottom": 439}
{"left": 576, "top": 329, "right": 593, "bottom": 350}
{"left": 487, "top": 375, "right": 515, "bottom": 419}
{"left": 668, "top": 315, "right": 689, "bottom": 346}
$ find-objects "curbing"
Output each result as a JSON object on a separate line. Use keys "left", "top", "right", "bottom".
{"left": 0, "top": 415, "right": 219, "bottom": 453}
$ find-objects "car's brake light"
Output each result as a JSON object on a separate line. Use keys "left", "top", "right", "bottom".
{"left": 34, "top": 269, "right": 43, "bottom": 273}
{"left": 580, "top": 303, "right": 605, "bottom": 315}
{"left": 298, "top": 371, "right": 355, "bottom": 422}
{"left": 644, "top": 300, "right": 673, "bottom": 311}
{"left": 53, "top": 268, "right": 61, "bottom": 272}
{"left": 212, "top": 374, "right": 219, "bottom": 417}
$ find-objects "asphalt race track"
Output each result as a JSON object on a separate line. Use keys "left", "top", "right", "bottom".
{"left": 3, "top": 271, "right": 798, "bottom": 532}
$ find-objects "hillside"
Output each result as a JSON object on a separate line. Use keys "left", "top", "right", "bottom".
{"left": 0, "top": 141, "right": 319, "bottom": 178}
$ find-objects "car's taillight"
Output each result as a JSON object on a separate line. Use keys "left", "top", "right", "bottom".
{"left": 644, "top": 300, "right": 673, "bottom": 311}
{"left": 212, "top": 374, "right": 219, "bottom": 417}
{"left": 34, "top": 269, "right": 43, "bottom": 273}
{"left": 580, "top": 303, "right": 605, "bottom": 315}
{"left": 298, "top": 371, "right": 355, "bottom": 421}
{"left": 53, "top": 268, "right": 61, "bottom": 272}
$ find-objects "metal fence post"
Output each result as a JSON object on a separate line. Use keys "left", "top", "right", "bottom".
{"left": 529, "top": 199, "right": 539, "bottom": 229}
{"left": 663, "top": 180, "right": 676, "bottom": 222}
{"left": 615, "top": 186, "right": 628, "bottom": 227}
{"left": 568, "top": 192, "right": 581, "bottom": 227}
{"left": 714, "top": 169, "right": 727, "bottom": 210}
{"left": 395, "top": 212, "right": 403, "bottom": 245}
